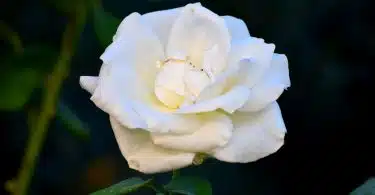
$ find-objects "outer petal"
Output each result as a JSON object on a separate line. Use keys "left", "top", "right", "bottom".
{"left": 239, "top": 54, "right": 290, "bottom": 112}
{"left": 176, "top": 86, "right": 250, "bottom": 114}
{"left": 110, "top": 117, "right": 195, "bottom": 174}
{"left": 228, "top": 37, "right": 275, "bottom": 89}
{"left": 129, "top": 102, "right": 204, "bottom": 134}
{"left": 212, "top": 102, "right": 286, "bottom": 163}
{"left": 151, "top": 112, "right": 233, "bottom": 152}
{"left": 102, "top": 13, "right": 164, "bottom": 89}
{"left": 79, "top": 76, "right": 98, "bottom": 94}
{"left": 91, "top": 64, "right": 147, "bottom": 129}
{"left": 92, "top": 12, "right": 163, "bottom": 129}
{"left": 222, "top": 16, "right": 250, "bottom": 40}
{"left": 141, "top": 7, "right": 182, "bottom": 48}
{"left": 166, "top": 3, "right": 230, "bottom": 72}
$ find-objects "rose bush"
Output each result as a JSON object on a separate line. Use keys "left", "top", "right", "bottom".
{"left": 80, "top": 3, "right": 290, "bottom": 174}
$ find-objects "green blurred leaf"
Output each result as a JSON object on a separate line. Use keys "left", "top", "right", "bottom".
{"left": 90, "top": 177, "right": 152, "bottom": 195}
{"left": 5, "top": 45, "right": 58, "bottom": 73}
{"left": 93, "top": 6, "right": 121, "bottom": 48}
{"left": 350, "top": 177, "right": 375, "bottom": 195}
{"left": 165, "top": 176, "right": 212, "bottom": 195}
{"left": 0, "top": 45, "right": 58, "bottom": 111}
{"left": 57, "top": 102, "right": 90, "bottom": 140}
{"left": 0, "top": 69, "right": 41, "bottom": 111}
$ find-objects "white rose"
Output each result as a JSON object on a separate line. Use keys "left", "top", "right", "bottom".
{"left": 80, "top": 3, "right": 290, "bottom": 174}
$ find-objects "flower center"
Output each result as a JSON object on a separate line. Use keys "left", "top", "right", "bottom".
{"left": 154, "top": 56, "right": 212, "bottom": 109}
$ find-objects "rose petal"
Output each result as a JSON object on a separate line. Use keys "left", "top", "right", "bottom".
{"left": 154, "top": 86, "right": 185, "bottom": 109}
{"left": 79, "top": 76, "right": 98, "bottom": 94}
{"left": 151, "top": 112, "right": 233, "bottom": 152}
{"left": 91, "top": 64, "right": 147, "bottom": 129}
{"left": 110, "top": 117, "right": 195, "bottom": 174}
{"left": 166, "top": 3, "right": 230, "bottom": 71}
{"left": 183, "top": 68, "right": 211, "bottom": 98}
{"left": 155, "top": 61, "right": 186, "bottom": 97}
{"left": 101, "top": 12, "right": 164, "bottom": 89}
{"left": 212, "top": 102, "right": 286, "bottom": 163}
{"left": 92, "top": 62, "right": 203, "bottom": 134}
{"left": 194, "top": 59, "right": 240, "bottom": 102}
{"left": 113, "top": 13, "right": 140, "bottom": 42}
{"left": 92, "top": 63, "right": 205, "bottom": 134}
{"left": 91, "top": 12, "right": 166, "bottom": 129}
{"left": 229, "top": 37, "right": 275, "bottom": 89}
{"left": 176, "top": 85, "right": 250, "bottom": 114}
{"left": 141, "top": 7, "right": 182, "bottom": 48}
{"left": 130, "top": 102, "right": 203, "bottom": 134}
{"left": 222, "top": 16, "right": 250, "bottom": 40}
{"left": 201, "top": 44, "right": 226, "bottom": 78}
{"left": 239, "top": 54, "right": 290, "bottom": 112}
{"left": 93, "top": 58, "right": 203, "bottom": 134}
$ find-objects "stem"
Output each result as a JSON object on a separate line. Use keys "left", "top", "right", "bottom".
{"left": 0, "top": 21, "right": 23, "bottom": 54}
{"left": 9, "top": 10, "right": 86, "bottom": 195}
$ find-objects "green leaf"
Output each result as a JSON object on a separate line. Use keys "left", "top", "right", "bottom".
{"left": 8, "top": 45, "right": 58, "bottom": 72}
{"left": 0, "top": 45, "right": 58, "bottom": 111}
{"left": 0, "top": 68, "right": 41, "bottom": 111}
{"left": 93, "top": 6, "right": 121, "bottom": 48}
{"left": 165, "top": 176, "right": 212, "bottom": 195}
{"left": 91, "top": 177, "right": 152, "bottom": 195}
{"left": 350, "top": 177, "right": 375, "bottom": 195}
{"left": 57, "top": 102, "right": 90, "bottom": 140}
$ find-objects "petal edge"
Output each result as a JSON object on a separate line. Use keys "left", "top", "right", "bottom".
{"left": 212, "top": 102, "right": 286, "bottom": 163}
{"left": 110, "top": 117, "right": 195, "bottom": 173}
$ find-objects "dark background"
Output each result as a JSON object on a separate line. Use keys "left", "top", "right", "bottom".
{"left": 1, "top": 0, "right": 374, "bottom": 194}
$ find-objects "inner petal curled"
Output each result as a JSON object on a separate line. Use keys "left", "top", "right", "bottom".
{"left": 154, "top": 58, "right": 211, "bottom": 109}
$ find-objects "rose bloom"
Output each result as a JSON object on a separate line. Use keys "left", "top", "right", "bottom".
{"left": 80, "top": 3, "right": 290, "bottom": 173}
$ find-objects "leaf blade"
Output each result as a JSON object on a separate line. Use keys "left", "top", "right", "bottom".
{"left": 0, "top": 45, "right": 58, "bottom": 111}
{"left": 350, "top": 177, "right": 375, "bottom": 195}
{"left": 57, "top": 102, "right": 90, "bottom": 140}
{"left": 90, "top": 177, "right": 152, "bottom": 195}
{"left": 93, "top": 6, "right": 121, "bottom": 48}
{"left": 0, "top": 69, "right": 41, "bottom": 110}
{"left": 165, "top": 176, "right": 212, "bottom": 195}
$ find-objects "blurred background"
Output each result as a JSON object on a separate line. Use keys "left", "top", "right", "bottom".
{"left": 1, "top": 0, "right": 374, "bottom": 194}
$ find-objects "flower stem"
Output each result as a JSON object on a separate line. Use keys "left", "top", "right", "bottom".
{"left": 7, "top": 9, "right": 86, "bottom": 195}
{"left": 0, "top": 21, "right": 23, "bottom": 54}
